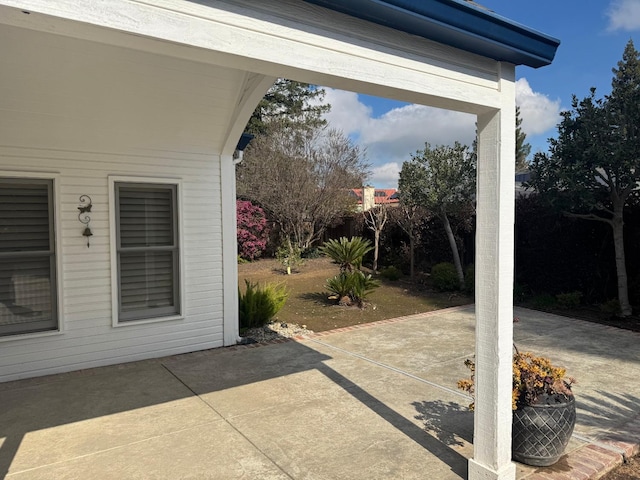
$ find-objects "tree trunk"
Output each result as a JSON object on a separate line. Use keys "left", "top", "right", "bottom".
{"left": 409, "top": 234, "right": 415, "bottom": 280}
{"left": 373, "top": 230, "right": 380, "bottom": 272}
{"left": 441, "top": 211, "right": 465, "bottom": 289}
{"left": 611, "top": 208, "right": 631, "bottom": 316}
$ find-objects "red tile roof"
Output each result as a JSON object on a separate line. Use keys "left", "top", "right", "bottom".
{"left": 350, "top": 188, "right": 399, "bottom": 205}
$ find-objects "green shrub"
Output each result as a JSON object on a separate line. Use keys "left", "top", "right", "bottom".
{"left": 464, "top": 264, "right": 475, "bottom": 295}
{"left": 531, "top": 293, "right": 557, "bottom": 309}
{"left": 556, "top": 291, "right": 582, "bottom": 309}
{"left": 513, "top": 283, "right": 530, "bottom": 303}
{"left": 600, "top": 298, "right": 620, "bottom": 316}
{"left": 319, "top": 236, "right": 373, "bottom": 272}
{"left": 302, "top": 247, "right": 321, "bottom": 259}
{"left": 379, "top": 265, "right": 402, "bottom": 281}
{"left": 239, "top": 280, "right": 288, "bottom": 329}
{"left": 431, "top": 262, "right": 459, "bottom": 291}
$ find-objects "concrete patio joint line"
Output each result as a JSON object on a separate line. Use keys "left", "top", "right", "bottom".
{"left": 160, "top": 363, "right": 296, "bottom": 480}
{"left": 308, "top": 338, "right": 471, "bottom": 400}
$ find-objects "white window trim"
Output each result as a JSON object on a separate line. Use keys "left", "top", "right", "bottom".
{"left": 0, "top": 170, "right": 64, "bottom": 342}
{"left": 108, "top": 175, "right": 184, "bottom": 327}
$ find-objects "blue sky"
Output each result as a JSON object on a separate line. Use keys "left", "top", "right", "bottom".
{"left": 318, "top": 0, "right": 640, "bottom": 188}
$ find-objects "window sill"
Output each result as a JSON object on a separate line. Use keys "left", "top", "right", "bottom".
{"left": 113, "top": 314, "right": 184, "bottom": 328}
{"left": 0, "top": 328, "right": 62, "bottom": 343}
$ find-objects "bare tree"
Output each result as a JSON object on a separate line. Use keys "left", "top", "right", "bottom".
{"left": 364, "top": 203, "right": 388, "bottom": 272}
{"left": 389, "top": 203, "right": 430, "bottom": 280}
{"left": 238, "top": 122, "right": 369, "bottom": 251}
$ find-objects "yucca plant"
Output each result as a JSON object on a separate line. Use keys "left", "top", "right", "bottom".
{"left": 319, "top": 236, "right": 374, "bottom": 272}
{"left": 239, "top": 280, "right": 289, "bottom": 329}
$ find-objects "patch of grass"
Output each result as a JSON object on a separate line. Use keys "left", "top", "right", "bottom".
{"left": 239, "top": 257, "right": 473, "bottom": 332}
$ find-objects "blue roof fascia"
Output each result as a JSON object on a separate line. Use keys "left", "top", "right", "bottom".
{"left": 302, "top": 0, "right": 560, "bottom": 68}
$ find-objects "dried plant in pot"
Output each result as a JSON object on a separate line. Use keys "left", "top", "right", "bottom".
{"left": 458, "top": 345, "right": 576, "bottom": 467}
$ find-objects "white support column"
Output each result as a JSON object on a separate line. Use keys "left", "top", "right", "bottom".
{"left": 221, "top": 153, "right": 240, "bottom": 346}
{"left": 469, "top": 63, "right": 517, "bottom": 480}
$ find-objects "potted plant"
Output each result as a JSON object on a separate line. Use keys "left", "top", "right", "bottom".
{"left": 458, "top": 345, "right": 576, "bottom": 467}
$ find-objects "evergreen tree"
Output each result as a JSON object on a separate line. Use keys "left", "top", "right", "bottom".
{"left": 528, "top": 40, "right": 640, "bottom": 316}
{"left": 399, "top": 142, "right": 476, "bottom": 288}
{"left": 245, "top": 79, "right": 330, "bottom": 136}
{"left": 515, "top": 105, "right": 531, "bottom": 171}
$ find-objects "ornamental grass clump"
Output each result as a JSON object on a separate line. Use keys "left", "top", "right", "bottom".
{"left": 239, "top": 280, "right": 289, "bottom": 329}
{"left": 457, "top": 345, "right": 575, "bottom": 411}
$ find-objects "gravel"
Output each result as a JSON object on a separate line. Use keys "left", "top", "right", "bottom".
{"left": 241, "top": 322, "right": 314, "bottom": 343}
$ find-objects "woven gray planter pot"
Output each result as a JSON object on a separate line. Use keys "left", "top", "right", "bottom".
{"left": 512, "top": 395, "right": 576, "bottom": 467}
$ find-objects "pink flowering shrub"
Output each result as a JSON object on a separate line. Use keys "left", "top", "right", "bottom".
{"left": 237, "top": 200, "right": 269, "bottom": 261}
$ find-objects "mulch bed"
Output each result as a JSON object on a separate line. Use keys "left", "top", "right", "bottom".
{"left": 582, "top": 314, "right": 640, "bottom": 333}
{"left": 517, "top": 302, "right": 640, "bottom": 333}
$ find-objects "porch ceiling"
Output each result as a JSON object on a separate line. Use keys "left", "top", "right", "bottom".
{"left": 0, "top": 0, "right": 512, "bottom": 114}
{"left": 0, "top": 24, "right": 250, "bottom": 155}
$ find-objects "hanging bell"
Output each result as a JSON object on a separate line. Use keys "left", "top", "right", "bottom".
{"left": 82, "top": 227, "right": 93, "bottom": 247}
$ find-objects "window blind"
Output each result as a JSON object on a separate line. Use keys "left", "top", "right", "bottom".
{"left": 116, "top": 184, "right": 179, "bottom": 322}
{"left": 0, "top": 180, "right": 57, "bottom": 336}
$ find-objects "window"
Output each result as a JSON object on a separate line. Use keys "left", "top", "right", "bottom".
{"left": 115, "top": 182, "right": 180, "bottom": 322}
{"left": 0, "top": 178, "right": 58, "bottom": 337}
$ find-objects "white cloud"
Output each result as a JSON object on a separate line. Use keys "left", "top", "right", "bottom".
{"left": 319, "top": 81, "right": 559, "bottom": 188}
{"left": 370, "top": 162, "right": 401, "bottom": 188}
{"left": 321, "top": 88, "right": 476, "bottom": 187}
{"left": 515, "top": 78, "right": 562, "bottom": 136}
{"left": 360, "top": 104, "right": 476, "bottom": 149}
{"left": 607, "top": 0, "right": 640, "bottom": 31}
{"left": 321, "top": 89, "right": 372, "bottom": 136}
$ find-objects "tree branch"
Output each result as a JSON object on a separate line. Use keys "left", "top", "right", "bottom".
{"left": 563, "top": 211, "right": 614, "bottom": 226}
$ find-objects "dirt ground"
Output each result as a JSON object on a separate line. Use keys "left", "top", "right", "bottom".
{"left": 239, "top": 256, "right": 640, "bottom": 478}
{"left": 238, "top": 257, "right": 473, "bottom": 332}
{"left": 598, "top": 453, "right": 640, "bottom": 479}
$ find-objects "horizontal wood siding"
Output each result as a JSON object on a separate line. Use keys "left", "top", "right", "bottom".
{"left": 0, "top": 27, "right": 242, "bottom": 382}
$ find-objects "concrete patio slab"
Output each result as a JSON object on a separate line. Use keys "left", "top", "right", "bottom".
{"left": 0, "top": 306, "right": 638, "bottom": 480}
{"left": 6, "top": 421, "right": 292, "bottom": 480}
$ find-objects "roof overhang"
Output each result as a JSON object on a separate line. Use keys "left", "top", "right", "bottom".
{"left": 303, "top": 0, "right": 560, "bottom": 68}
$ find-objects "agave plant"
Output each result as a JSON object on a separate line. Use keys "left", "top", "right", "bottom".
{"left": 319, "top": 236, "right": 373, "bottom": 272}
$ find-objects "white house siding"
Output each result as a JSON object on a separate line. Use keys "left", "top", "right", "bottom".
{"left": 0, "top": 26, "right": 247, "bottom": 382}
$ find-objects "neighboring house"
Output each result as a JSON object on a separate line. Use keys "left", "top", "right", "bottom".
{"left": 0, "top": 2, "right": 558, "bottom": 478}
{"left": 350, "top": 186, "right": 400, "bottom": 212}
